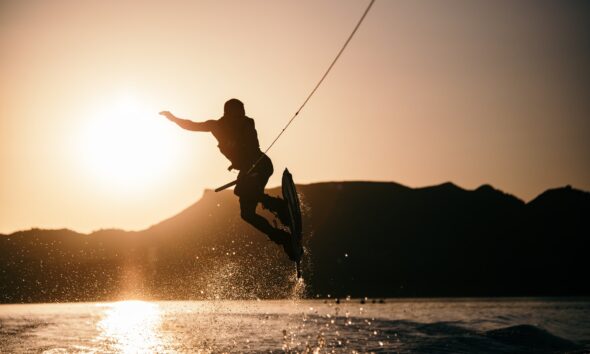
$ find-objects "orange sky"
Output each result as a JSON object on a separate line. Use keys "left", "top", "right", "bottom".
{"left": 1, "top": 0, "right": 589, "bottom": 234}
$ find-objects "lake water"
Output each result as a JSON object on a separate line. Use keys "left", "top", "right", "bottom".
{"left": 0, "top": 297, "right": 588, "bottom": 353}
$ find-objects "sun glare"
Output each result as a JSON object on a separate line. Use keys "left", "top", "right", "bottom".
{"left": 79, "top": 92, "right": 182, "bottom": 192}
{"left": 97, "top": 300, "right": 167, "bottom": 352}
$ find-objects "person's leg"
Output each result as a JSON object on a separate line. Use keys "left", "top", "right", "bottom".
{"left": 240, "top": 197, "right": 289, "bottom": 245}
{"left": 235, "top": 155, "right": 297, "bottom": 260}
{"left": 234, "top": 154, "right": 272, "bottom": 200}
{"left": 249, "top": 155, "right": 290, "bottom": 225}
{"left": 261, "top": 194, "right": 291, "bottom": 226}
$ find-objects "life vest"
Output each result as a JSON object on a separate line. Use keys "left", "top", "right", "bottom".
{"left": 211, "top": 115, "right": 261, "bottom": 170}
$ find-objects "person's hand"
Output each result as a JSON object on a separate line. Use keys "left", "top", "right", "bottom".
{"left": 159, "top": 111, "right": 176, "bottom": 121}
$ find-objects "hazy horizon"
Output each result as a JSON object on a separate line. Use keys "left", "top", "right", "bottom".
{"left": 2, "top": 0, "right": 589, "bottom": 234}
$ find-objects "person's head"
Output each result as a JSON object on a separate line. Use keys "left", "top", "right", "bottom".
{"left": 224, "top": 98, "right": 245, "bottom": 118}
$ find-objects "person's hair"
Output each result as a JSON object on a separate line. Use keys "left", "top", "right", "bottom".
{"left": 224, "top": 98, "right": 245, "bottom": 117}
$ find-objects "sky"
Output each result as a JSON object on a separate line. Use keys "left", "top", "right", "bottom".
{"left": 1, "top": 0, "right": 589, "bottom": 234}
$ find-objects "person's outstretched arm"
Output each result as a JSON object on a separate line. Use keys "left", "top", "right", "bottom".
{"left": 159, "top": 111, "right": 215, "bottom": 132}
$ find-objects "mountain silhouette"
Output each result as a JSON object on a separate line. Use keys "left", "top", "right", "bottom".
{"left": 1, "top": 181, "right": 588, "bottom": 303}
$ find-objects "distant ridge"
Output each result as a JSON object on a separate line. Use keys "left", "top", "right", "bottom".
{"left": 1, "top": 181, "right": 588, "bottom": 303}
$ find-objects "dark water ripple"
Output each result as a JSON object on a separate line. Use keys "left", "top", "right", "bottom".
{"left": 296, "top": 315, "right": 584, "bottom": 353}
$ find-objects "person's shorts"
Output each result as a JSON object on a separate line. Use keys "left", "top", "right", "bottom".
{"left": 234, "top": 154, "right": 273, "bottom": 201}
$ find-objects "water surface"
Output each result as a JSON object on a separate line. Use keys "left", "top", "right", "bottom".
{"left": 1, "top": 298, "right": 588, "bottom": 353}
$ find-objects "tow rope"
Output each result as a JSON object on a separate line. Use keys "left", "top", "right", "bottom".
{"left": 216, "top": 0, "right": 376, "bottom": 192}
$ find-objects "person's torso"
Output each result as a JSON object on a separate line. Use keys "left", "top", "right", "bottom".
{"left": 211, "top": 116, "right": 261, "bottom": 169}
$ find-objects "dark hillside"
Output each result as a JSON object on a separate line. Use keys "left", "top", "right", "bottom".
{"left": 1, "top": 182, "right": 588, "bottom": 303}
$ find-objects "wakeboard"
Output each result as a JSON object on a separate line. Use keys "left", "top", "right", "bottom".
{"left": 281, "top": 168, "right": 303, "bottom": 278}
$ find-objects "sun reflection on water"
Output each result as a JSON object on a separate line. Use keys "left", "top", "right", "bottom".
{"left": 96, "top": 300, "right": 166, "bottom": 353}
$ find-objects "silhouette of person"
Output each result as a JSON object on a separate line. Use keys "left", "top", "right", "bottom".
{"left": 160, "top": 99, "right": 297, "bottom": 260}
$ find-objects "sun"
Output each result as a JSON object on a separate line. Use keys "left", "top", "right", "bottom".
{"left": 79, "top": 92, "right": 182, "bottom": 192}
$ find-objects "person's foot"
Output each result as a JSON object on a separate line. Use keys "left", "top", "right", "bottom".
{"left": 268, "top": 228, "right": 288, "bottom": 244}
{"left": 281, "top": 235, "right": 304, "bottom": 263}
{"left": 275, "top": 205, "right": 292, "bottom": 229}
{"left": 268, "top": 228, "right": 301, "bottom": 262}
{"left": 262, "top": 196, "right": 292, "bottom": 228}
{"left": 270, "top": 229, "right": 297, "bottom": 261}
